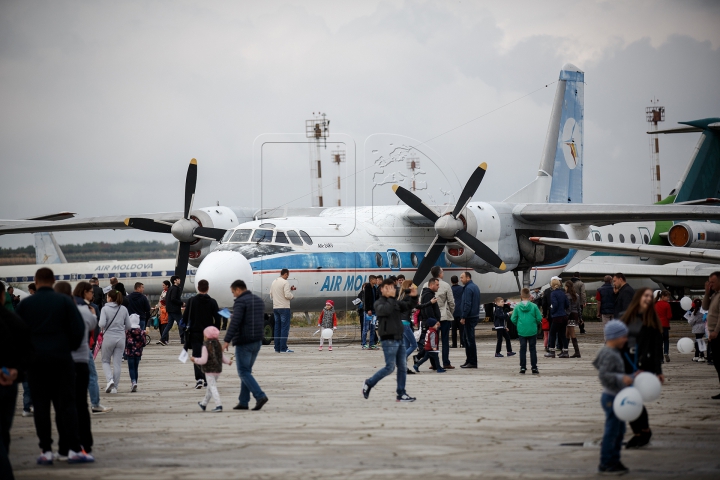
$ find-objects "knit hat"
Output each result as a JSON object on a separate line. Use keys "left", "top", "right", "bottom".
{"left": 604, "top": 320, "right": 628, "bottom": 341}
{"left": 326, "top": 300, "right": 334, "bottom": 306}
{"left": 426, "top": 318, "right": 438, "bottom": 328}
{"left": 204, "top": 326, "right": 220, "bottom": 340}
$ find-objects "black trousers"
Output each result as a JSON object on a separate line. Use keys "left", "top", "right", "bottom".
{"left": 629, "top": 406, "right": 649, "bottom": 434}
{"left": 71, "top": 363, "right": 93, "bottom": 454}
{"left": 28, "top": 357, "right": 81, "bottom": 453}
{"left": 495, "top": 329, "right": 512, "bottom": 354}
{"left": 0, "top": 384, "right": 17, "bottom": 480}
{"left": 452, "top": 316, "right": 464, "bottom": 347}
{"left": 548, "top": 318, "right": 567, "bottom": 350}
{"left": 189, "top": 334, "right": 206, "bottom": 382}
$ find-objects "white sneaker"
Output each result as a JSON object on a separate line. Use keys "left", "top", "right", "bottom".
{"left": 131, "top": 383, "right": 138, "bottom": 392}
{"left": 693, "top": 357, "right": 699, "bottom": 362}
{"left": 91, "top": 404, "right": 113, "bottom": 414}
{"left": 37, "top": 451, "right": 53, "bottom": 465}
{"left": 105, "top": 381, "right": 115, "bottom": 393}
{"left": 110, "top": 387, "right": 118, "bottom": 394}
{"left": 67, "top": 449, "right": 94, "bottom": 464}
{"left": 22, "top": 409, "right": 33, "bottom": 417}
{"left": 53, "top": 452, "right": 68, "bottom": 462}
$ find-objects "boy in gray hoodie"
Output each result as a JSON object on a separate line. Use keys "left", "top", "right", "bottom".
{"left": 593, "top": 320, "right": 633, "bottom": 476}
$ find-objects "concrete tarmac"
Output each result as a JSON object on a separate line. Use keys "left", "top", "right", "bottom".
{"left": 9, "top": 322, "right": 720, "bottom": 479}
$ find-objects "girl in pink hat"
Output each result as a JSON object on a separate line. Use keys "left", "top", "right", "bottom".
{"left": 191, "top": 326, "right": 232, "bottom": 412}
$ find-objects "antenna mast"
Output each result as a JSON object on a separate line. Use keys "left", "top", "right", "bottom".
{"left": 331, "top": 149, "right": 345, "bottom": 206}
{"left": 406, "top": 157, "right": 421, "bottom": 191}
{"left": 646, "top": 99, "right": 665, "bottom": 203}
{"left": 305, "top": 112, "right": 330, "bottom": 207}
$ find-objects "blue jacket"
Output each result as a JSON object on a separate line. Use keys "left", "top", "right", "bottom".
{"left": 597, "top": 282, "right": 615, "bottom": 314}
{"left": 550, "top": 288, "right": 569, "bottom": 319}
{"left": 460, "top": 280, "right": 481, "bottom": 319}
{"left": 224, "top": 290, "right": 265, "bottom": 346}
{"left": 451, "top": 284, "right": 464, "bottom": 318}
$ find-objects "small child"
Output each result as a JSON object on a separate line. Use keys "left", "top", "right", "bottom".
{"left": 318, "top": 300, "right": 338, "bottom": 351}
{"left": 412, "top": 319, "right": 445, "bottom": 373}
{"left": 592, "top": 320, "right": 633, "bottom": 476}
{"left": 510, "top": 288, "right": 542, "bottom": 374}
{"left": 191, "top": 326, "right": 232, "bottom": 412}
{"left": 493, "top": 297, "right": 515, "bottom": 358}
{"left": 125, "top": 315, "right": 146, "bottom": 392}
{"left": 685, "top": 299, "right": 706, "bottom": 362}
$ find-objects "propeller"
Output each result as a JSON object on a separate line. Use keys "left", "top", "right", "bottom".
{"left": 393, "top": 162, "right": 506, "bottom": 286}
{"left": 124, "top": 159, "right": 227, "bottom": 288}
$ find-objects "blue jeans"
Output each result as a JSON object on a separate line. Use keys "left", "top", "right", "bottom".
{"left": 519, "top": 335, "right": 537, "bottom": 370}
{"left": 463, "top": 317, "right": 479, "bottom": 366}
{"left": 235, "top": 341, "right": 266, "bottom": 407}
{"left": 366, "top": 339, "right": 407, "bottom": 395}
{"left": 402, "top": 323, "right": 417, "bottom": 358}
{"left": 362, "top": 315, "right": 377, "bottom": 347}
{"left": 273, "top": 308, "right": 291, "bottom": 352}
{"left": 162, "top": 312, "right": 184, "bottom": 343}
{"left": 22, "top": 380, "right": 32, "bottom": 411}
{"left": 127, "top": 357, "right": 141, "bottom": 384}
{"left": 600, "top": 393, "right": 626, "bottom": 467}
{"left": 440, "top": 321, "right": 452, "bottom": 366}
{"left": 87, "top": 350, "right": 100, "bottom": 406}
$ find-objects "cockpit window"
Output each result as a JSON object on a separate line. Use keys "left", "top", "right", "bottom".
{"left": 275, "top": 231, "right": 289, "bottom": 244}
{"left": 229, "top": 229, "right": 252, "bottom": 243}
{"left": 287, "top": 230, "right": 303, "bottom": 246}
{"left": 221, "top": 230, "right": 233, "bottom": 243}
{"left": 251, "top": 229, "right": 273, "bottom": 243}
{"left": 299, "top": 230, "right": 313, "bottom": 245}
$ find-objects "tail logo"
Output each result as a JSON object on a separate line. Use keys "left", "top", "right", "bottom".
{"left": 562, "top": 118, "right": 579, "bottom": 169}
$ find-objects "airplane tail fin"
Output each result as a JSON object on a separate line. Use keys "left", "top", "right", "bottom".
{"left": 34, "top": 232, "right": 67, "bottom": 264}
{"left": 504, "top": 63, "right": 584, "bottom": 204}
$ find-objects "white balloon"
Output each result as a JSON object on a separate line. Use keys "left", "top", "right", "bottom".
{"left": 634, "top": 372, "right": 662, "bottom": 402}
{"left": 677, "top": 337, "right": 695, "bottom": 354}
{"left": 321, "top": 328, "right": 334, "bottom": 339}
{"left": 613, "top": 387, "right": 644, "bottom": 422}
{"left": 679, "top": 296, "right": 693, "bottom": 311}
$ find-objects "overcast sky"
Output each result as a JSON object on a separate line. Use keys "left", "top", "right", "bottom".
{"left": 1, "top": 0, "right": 719, "bottom": 248}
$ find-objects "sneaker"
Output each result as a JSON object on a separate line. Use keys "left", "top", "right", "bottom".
{"left": 436, "top": 368, "right": 446, "bottom": 373}
{"left": 626, "top": 431, "right": 651, "bottom": 449}
{"left": 495, "top": 353, "right": 504, "bottom": 358}
{"left": 131, "top": 383, "right": 138, "bottom": 392}
{"left": 362, "top": 380, "right": 372, "bottom": 399}
{"left": 110, "top": 388, "right": 118, "bottom": 394}
{"left": 531, "top": 368, "right": 539, "bottom": 375}
{"left": 37, "top": 451, "right": 53, "bottom": 465}
{"left": 67, "top": 449, "right": 94, "bottom": 464}
{"left": 319, "top": 347, "right": 323, "bottom": 351}
{"left": 519, "top": 368, "right": 526, "bottom": 374}
{"left": 211, "top": 406, "right": 223, "bottom": 412}
{"left": 252, "top": 396, "right": 269, "bottom": 411}
{"left": 198, "top": 402, "right": 207, "bottom": 411}
{"left": 195, "top": 380, "right": 203, "bottom": 390}
{"left": 362, "top": 345, "right": 368, "bottom": 350}
{"left": 544, "top": 351, "right": 555, "bottom": 358}
{"left": 664, "top": 354, "right": 670, "bottom": 363}
{"left": 507, "top": 351, "right": 516, "bottom": 357}
{"left": 203, "top": 381, "right": 207, "bottom": 388}
{"left": 406, "top": 368, "right": 416, "bottom": 375}
{"left": 54, "top": 452, "right": 68, "bottom": 462}
{"left": 413, "top": 364, "right": 420, "bottom": 373}
{"left": 283, "top": 349, "right": 294, "bottom": 353}
{"left": 328, "top": 347, "right": 332, "bottom": 351}
{"left": 598, "top": 462, "right": 629, "bottom": 475}
{"left": 91, "top": 404, "right": 113, "bottom": 414}
{"left": 692, "top": 357, "right": 699, "bottom": 362}
{"left": 412, "top": 355, "right": 418, "bottom": 365}
{"left": 22, "top": 409, "right": 33, "bottom": 417}
{"left": 105, "top": 381, "right": 115, "bottom": 393}
{"left": 396, "top": 393, "right": 416, "bottom": 402}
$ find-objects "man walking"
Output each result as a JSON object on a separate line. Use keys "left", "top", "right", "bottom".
{"left": 418, "top": 278, "right": 440, "bottom": 365}
{"left": 596, "top": 276, "right": 615, "bottom": 325}
{"left": 428, "top": 267, "right": 455, "bottom": 369}
{"left": 224, "top": 280, "right": 269, "bottom": 411}
{"left": 90, "top": 277, "right": 104, "bottom": 310}
{"left": 571, "top": 273, "right": 587, "bottom": 333}
{"left": 184, "top": 280, "right": 222, "bottom": 389}
{"left": 362, "top": 278, "right": 416, "bottom": 402}
{"left": 126, "top": 282, "right": 151, "bottom": 331}
{"left": 451, "top": 276, "right": 464, "bottom": 348}
{"left": 459, "top": 272, "right": 481, "bottom": 369}
{"left": 159, "top": 276, "right": 183, "bottom": 346}
{"left": 361, "top": 275, "right": 378, "bottom": 349}
{"left": 270, "top": 269, "right": 295, "bottom": 353}
{"left": 612, "top": 273, "right": 634, "bottom": 319}
{"left": 15, "top": 268, "right": 92, "bottom": 464}
{"left": 701, "top": 272, "right": 720, "bottom": 399}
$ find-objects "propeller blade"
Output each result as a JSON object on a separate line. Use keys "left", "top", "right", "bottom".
{"left": 412, "top": 236, "right": 448, "bottom": 286}
{"left": 452, "top": 163, "right": 487, "bottom": 218}
{"left": 455, "top": 229, "right": 506, "bottom": 271}
{"left": 392, "top": 185, "right": 439, "bottom": 222}
{"left": 124, "top": 218, "right": 173, "bottom": 234}
{"left": 184, "top": 158, "right": 198, "bottom": 219}
{"left": 175, "top": 242, "right": 191, "bottom": 289}
{"left": 194, "top": 226, "right": 227, "bottom": 241}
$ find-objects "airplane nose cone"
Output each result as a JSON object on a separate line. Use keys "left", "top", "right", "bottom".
{"left": 195, "top": 251, "right": 253, "bottom": 308}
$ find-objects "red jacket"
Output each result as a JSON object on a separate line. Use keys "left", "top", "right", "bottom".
{"left": 655, "top": 300, "right": 672, "bottom": 328}
{"left": 424, "top": 329, "right": 439, "bottom": 351}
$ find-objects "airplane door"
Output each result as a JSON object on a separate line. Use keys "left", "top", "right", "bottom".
{"left": 638, "top": 227, "right": 651, "bottom": 261}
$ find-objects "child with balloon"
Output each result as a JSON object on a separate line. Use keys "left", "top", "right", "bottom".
{"left": 318, "top": 300, "right": 338, "bottom": 351}
{"left": 685, "top": 299, "right": 707, "bottom": 362}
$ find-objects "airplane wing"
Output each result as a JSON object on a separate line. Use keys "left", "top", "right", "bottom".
{"left": 0, "top": 211, "right": 184, "bottom": 235}
{"left": 513, "top": 204, "right": 720, "bottom": 226}
{"left": 0, "top": 211, "right": 77, "bottom": 224}
{"left": 530, "top": 236, "right": 720, "bottom": 265}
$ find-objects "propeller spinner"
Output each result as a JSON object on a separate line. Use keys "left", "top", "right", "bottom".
{"left": 393, "top": 162, "right": 506, "bottom": 286}
{"left": 124, "top": 159, "right": 227, "bottom": 287}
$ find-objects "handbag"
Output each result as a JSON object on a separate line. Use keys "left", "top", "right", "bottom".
{"left": 93, "top": 307, "right": 120, "bottom": 360}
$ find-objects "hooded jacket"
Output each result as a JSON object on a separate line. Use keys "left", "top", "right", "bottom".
{"left": 510, "top": 300, "right": 543, "bottom": 337}
{"left": 126, "top": 291, "right": 152, "bottom": 323}
{"left": 166, "top": 284, "right": 183, "bottom": 314}
{"left": 374, "top": 295, "right": 405, "bottom": 341}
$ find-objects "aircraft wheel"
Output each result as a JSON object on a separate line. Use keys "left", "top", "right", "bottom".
{"left": 262, "top": 314, "right": 274, "bottom": 345}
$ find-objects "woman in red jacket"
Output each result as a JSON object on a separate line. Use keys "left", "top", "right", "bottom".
{"left": 654, "top": 290, "right": 673, "bottom": 363}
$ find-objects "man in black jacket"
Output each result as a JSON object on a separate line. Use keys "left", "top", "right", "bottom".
{"left": 160, "top": 276, "right": 184, "bottom": 345}
{"left": 362, "top": 278, "right": 416, "bottom": 402}
{"left": 613, "top": 273, "right": 635, "bottom": 318}
{"left": 362, "top": 275, "right": 377, "bottom": 348}
{"left": 15, "top": 267, "right": 92, "bottom": 465}
{"left": 90, "top": 277, "right": 104, "bottom": 310}
{"left": 417, "top": 279, "right": 440, "bottom": 366}
{"left": 223, "top": 280, "right": 268, "bottom": 411}
{"left": 184, "top": 280, "right": 222, "bottom": 389}
{"left": 126, "top": 282, "right": 151, "bottom": 330}
{"left": 1, "top": 282, "right": 32, "bottom": 479}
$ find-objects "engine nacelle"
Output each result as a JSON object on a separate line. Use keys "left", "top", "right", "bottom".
{"left": 668, "top": 222, "right": 720, "bottom": 249}
{"left": 187, "top": 206, "right": 239, "bottom": 266}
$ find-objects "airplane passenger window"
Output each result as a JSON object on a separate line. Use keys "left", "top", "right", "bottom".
{"left": 252, "top": 229, "right": 273, "bottom": 243}
{"left": 275, "top": 231, "right": 289, "bottom": 244}
{"left": 390, "top": 252, "right": 400, "bottom": 268}
{"left": 630, "top": 234, "right": 636, "bottom": 244}
{"left": 593, "top": 232, "right": 601, "bottom": 241}
{"left": 643, "top": 234, "right": 650, "bottom": 244}
{"left": 607, "top": 234, "right": 614, "bottom": 242}
{"left": 230, "top": 229, "right": 252, "bottom": 243}
{"left": 619, "top": 234, "right": 625, "bottom": 243}
{"left": 299, "top": 230, "right": 313, "bottom": 245}
{"left": 375, "top": 252, "right": 384, "bottom": 267}
{"left": 411, "top": 253, "right": 419, "bottom": 267}
{"left": 287, "top": 230, "right": 303, "bottom": 246}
